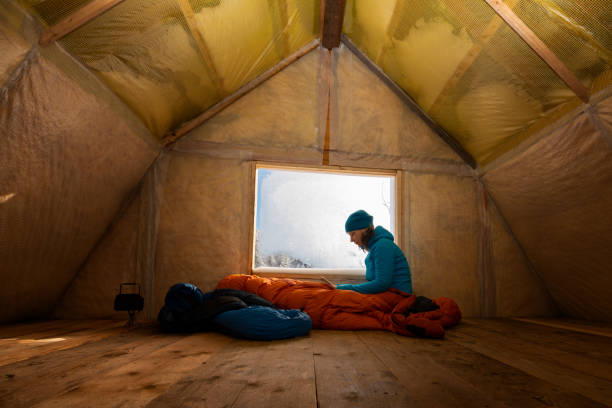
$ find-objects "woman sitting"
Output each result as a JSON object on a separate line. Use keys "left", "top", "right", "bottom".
{"left": 323, "top": 209, "right": 412, "bottom": 294}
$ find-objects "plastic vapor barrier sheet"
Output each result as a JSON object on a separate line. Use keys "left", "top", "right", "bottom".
{"left": 182, "top": 48, "right": 321, "bottom": 152}
{"left": 483, "top": 105, "right": 612, "bottom": 321}
{"left": 332, "top": 43, "right": 465, "bottom": 168}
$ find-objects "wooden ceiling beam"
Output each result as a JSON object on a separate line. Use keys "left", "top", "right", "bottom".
{"left": 341, "top": 35, "right": 477, "bottom": 169}
{"left": 321, "top": 0, "right": 347, "bottom": 49}
{"left": 162, "top": 39, "right": 320, "bottom": 148}
{"left": 483, "top": 0, "right": 590, "bottom": 103}
{"left": 433, "top": 0, "right": 554, "bottom": 113}
{"left": 39, "top": 0, "right": 125, "bottom": 46}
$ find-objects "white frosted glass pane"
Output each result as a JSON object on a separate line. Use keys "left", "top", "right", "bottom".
{"left": 254, "top": 168, "right": 395, "bottom": 269}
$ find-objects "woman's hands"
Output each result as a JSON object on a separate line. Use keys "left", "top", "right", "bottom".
{"left": 320, "top": 276, "right": 336, "bottom": 289}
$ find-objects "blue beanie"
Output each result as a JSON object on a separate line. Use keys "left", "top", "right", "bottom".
{"left": 345, "top": 210, "right": 373, "bottom": 232}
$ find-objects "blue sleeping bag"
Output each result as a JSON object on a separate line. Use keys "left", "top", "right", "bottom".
{"left": 164, "top": 282, "right": 205, "bottom": 311}
{"left": 213, "top": 306, "right": 312, "bottom": 341}
{"left": 158, "top": 283, "right": 312, "bottom": 340}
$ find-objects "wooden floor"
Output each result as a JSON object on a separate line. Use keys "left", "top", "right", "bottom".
{"left": 1, "top": 318, "right": 611, "bottom": 407}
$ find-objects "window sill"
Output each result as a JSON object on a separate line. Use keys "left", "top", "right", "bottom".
{"left": 251, "top": 267, "right": 366, "bottom": 281}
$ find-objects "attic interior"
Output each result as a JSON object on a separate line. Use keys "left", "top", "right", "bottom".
{"left": 1, "top": 0, "right": 611, "bottom": 406}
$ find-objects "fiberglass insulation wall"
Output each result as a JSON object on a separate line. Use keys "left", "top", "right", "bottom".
{"left": 0, "top": 4, "right": 159, "bottom": 323}
{"left": 483, "top": 93, "right": 612, "bottom": 322}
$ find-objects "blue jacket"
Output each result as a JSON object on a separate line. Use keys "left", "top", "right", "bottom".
{"left": 336, "top": 226, "right": 412, "bottom": 294}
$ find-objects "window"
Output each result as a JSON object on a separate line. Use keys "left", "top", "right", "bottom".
{"left": 252, "top": 164, "right": 399, "bottom": 277}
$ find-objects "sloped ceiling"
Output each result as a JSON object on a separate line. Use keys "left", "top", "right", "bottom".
{"left": 343, "top": 0, "right": 610, "bottom": 165}
{"left": 20, "top": 0, "right": 320, "bottom": 139}
{"left": 17, "top": 0, "right": 611, "bottom": 166}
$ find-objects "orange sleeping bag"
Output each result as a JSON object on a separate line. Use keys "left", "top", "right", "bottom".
{"left": 216, "top": 274, "right": 461, "bottom": 338}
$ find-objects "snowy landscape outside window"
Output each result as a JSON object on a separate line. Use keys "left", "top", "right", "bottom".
{"left": 253, "top": 165, "right": 397, "bottom": 276}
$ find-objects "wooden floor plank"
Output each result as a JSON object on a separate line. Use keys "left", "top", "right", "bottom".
{"left": 144, "top": 338, "right": 250, "bottom": 408}
{"left": 0, "top": 327, "right": 185, "bottom": 407}
{"left": 0, "top": 319, "right": 119, "bottom": 343}
{"left": 468, "top": 318, "right": 612, "bottom": 365}
{"left": 392, "top": 330, "right": 607, "bottom": 408}
{"left": 356, "top": 331, "right": 504, "bottom": 408}
{"left": 30, "top": 332, "right": 231, "bottom": 408}
{"left": 146, "top": 335, "right": 317, "bottom": 408}
{"left": 228, "top": 336, "right": 316, "bottom": 408}
{"left": 312, "top": 330, "right": 415, "bottom": 408}
{"left": 0, "top": 320, "right": 126, "bottom": 367}
{"left": 448, "top": 320, "right": 612, "bottom": 406}
{"left": 0, "top": 320, "right": 85, "bottom": 339}
{"left": 513, "top": 317, "right": 612, "bottom": 338}
{"left": 0, "top": 320, "right": 123, "bottom": 346}
{"left": 1, "top": 319, "right": 611, "bottom": 408}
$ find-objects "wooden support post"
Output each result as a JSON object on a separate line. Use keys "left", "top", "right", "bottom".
{"left": 162, "top": 39, "right": 319, "bottom": 147}
{"left": 483, "top": 0, "right": 590, "bottom": 103}
{"left": 137, "top": 158, "right": 162, "bottom": 320}
{"left": 477, "top": 181, "right": 495, "bottom": 317}
{"left": 321, "top": 0, "right": 347, "bottom": 49}
{"left": 39, "top": 0, "right": 125, "bottom": 45}
{"left": 177, "top": 0, "right": 225, "bottom": 97}
{"left": 341, "top": 35, "right": 477, "bottom": 168}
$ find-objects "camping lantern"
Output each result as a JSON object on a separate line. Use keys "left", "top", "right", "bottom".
{"left": 113, "top": 283, "right": 144, "bottom": 328}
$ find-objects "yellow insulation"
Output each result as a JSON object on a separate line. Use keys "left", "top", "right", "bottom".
{"left": 14, "top": 0, "right": 611, "bottom": 160}
{"left": 386, "top": 18, "right": 474, "bottom": 111}
{"left": 344, "top": 0, "right": 611, "bottom": 164}
{"left": 23, "top": 0, "right": 319, "bottom": 139}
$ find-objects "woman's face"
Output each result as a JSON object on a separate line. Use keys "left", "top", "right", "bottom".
{"left": 348, "top": 227, "right": 369, "bottom": 249}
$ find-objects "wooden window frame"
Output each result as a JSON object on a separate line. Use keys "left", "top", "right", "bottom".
{"left": 249, "top": 162, "right": 403, "bottom": 280}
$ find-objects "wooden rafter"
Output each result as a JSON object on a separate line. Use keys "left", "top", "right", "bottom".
{"left": 321, "top": 0, "right": 347, "bottom": 49}
{"left": 177, "top": 0, "right": 226, "bottom": 97}
{"left": 39, "top": 0, "right": 125, "bottom": 45}
{"left": 341, "top": 35, "right": 477, "bottom": 169}
{"left": 434, "top": 0, "right": 555, "bottom": 110}
{"left": 483, "top": 0, "right": 590, "bottom": 103}
{"left": 162, "top": 39, "right": 320, "bottom": 147}
{"left": 428, "top": 0, "right": 519, "bottom": 115}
